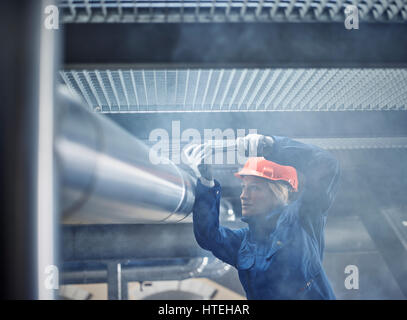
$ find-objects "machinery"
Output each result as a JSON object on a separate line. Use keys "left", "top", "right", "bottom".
{"left": 1, "top": 0, "right": 407, "bottom": 300}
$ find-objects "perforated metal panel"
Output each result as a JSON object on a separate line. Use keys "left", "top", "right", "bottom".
{"left": 60, "top": 68, "right": 407, "bottom": 112}
{"left": 59, "top": 0, "right": 407, "bottom": 23}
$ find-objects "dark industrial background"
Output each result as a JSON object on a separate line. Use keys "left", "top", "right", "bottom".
{"left": 1, "top": 0, "right": 407, "bottom": 300}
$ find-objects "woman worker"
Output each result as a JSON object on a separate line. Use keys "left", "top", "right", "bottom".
{"left": 184, "top": 134, "right": 341, "bottom": 300}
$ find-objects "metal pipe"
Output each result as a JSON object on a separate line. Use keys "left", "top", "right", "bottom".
{"left": 62, "top": 224, "right": 207, "bottom": 261}
{"left": 37, "top": 0, "right": 61, "bottom": 300}
{"left": 0, "top": 0, "right": 60, "bottom": 300}
{"left": 60, "top": 257, "right": 231, "bottom": 284}
{"left": 57, "top": 87, "right": 196, "bottom": 224}
{"left": 122, "top": 257, "right": 231, "bottom": 282}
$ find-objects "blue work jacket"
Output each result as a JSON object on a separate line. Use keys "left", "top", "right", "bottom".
{"left": 193, "top": 136, "right": 341, "bottom": 300}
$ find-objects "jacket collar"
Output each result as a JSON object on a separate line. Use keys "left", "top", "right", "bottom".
{"left": 241, "top": 204, "right": 288, "bottom": 242}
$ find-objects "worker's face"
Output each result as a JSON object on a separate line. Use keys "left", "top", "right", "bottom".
{"left": 240, "top": 176, "right": 280, "bottom": 217}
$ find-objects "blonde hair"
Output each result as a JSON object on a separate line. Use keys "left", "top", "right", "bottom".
{"left": 267, "top": 181, "right": 290, "bottom": 206}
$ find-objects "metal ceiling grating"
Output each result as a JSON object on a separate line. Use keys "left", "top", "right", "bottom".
{"left": 60, "top": 68, "right": 407, "bottom": 113}
{"left": 59, "top": 0, "right": 407, "bottom": 23}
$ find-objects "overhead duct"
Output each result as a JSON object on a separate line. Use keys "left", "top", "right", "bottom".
{"left": 57, "top": 86, "right": 196, "bottom": 224}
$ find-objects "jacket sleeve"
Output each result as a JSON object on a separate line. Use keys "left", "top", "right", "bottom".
{"left": 268, "top": 136, "right": 341, "bottom": 218}
{"left": 193, "top": 179, "right": 245, "bottom": 268}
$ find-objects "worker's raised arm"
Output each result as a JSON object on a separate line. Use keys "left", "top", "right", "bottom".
{"left": 268, "top": 136, "right": 341, "bottom": 216}
{"left": 236, "top": 134, "right": 340, "bottom": 217}
{"left": 193, "top": 179, "right": 245, "bottom": 267}
{"left": 183, "top": 143, "right": 245, "bottom": 267}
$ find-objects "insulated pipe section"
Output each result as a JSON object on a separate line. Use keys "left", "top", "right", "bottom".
{"left": 57, "top": 87, "right": 195, "bottom": 224}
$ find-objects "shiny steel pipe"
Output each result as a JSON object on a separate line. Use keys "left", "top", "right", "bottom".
{"left": 60, "top": 257, "right": 231, "bottom": 285}
{"left": 57, "top": 87, "right": 196, "bottom": 224}
{"left": 1, "top": 0, "right": 60, "bottom": 299}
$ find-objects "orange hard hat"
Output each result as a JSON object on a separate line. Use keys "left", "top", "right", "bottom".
{"left": 234, "top": 157, "right": 298, "bottom": 192}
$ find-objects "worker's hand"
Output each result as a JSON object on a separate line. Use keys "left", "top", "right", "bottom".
{"left": 183, "top": 143, "right": 215, "bottom": 188}
{"left": 236, "top": 133, "right": 274, "bottom": 158}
